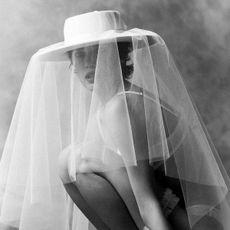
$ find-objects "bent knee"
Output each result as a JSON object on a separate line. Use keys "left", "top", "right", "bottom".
{"left": 58, "top": 147, "right": 72, "bottom": 183}
{"left": 58, "top": 146, "right": 89, "bottom": 183}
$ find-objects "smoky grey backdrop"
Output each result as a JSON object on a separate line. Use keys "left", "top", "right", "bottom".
{"left": 0, "top": 0, "right": 230, "bottom": 172}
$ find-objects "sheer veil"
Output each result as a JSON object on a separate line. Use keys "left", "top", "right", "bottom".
{"left": 0, "top": 17, "right": 230, "bottom": 230}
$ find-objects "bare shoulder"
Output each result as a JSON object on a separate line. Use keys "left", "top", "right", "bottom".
{"left": 103, "top": 92, "right": 181, "bottom": 143}
{"left": 102, "top": 92, "right": 146, "bottom": 130}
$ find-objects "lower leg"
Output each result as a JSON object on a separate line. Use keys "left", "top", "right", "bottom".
{"left": 128, "top": 169, "right": 171, "bottom": 230}
{"left": 97, "top": 169, "right": 146, "bottom": 230}
{"left": 101, "top": 160, "right": 171, "bottom": 230}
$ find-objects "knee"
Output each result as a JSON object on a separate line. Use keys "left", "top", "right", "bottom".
{"left": 58, "top": 147, "right": 73, "bottom": 183}
{"left": 58, "top": 146, "right": 93, "bottom": 183}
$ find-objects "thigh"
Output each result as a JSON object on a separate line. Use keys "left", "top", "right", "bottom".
{"left": 63, "top": 182, "right": 109, "bottom": 230}
{"left": 73, "top": 172, "right": 139, "bottom": 230}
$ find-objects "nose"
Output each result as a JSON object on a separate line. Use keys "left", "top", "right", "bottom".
{"left": 85, "top": 64, "right": 96, "bottom": 69}
{"left": 85, "top": 50, "right": 97, "bottom": 66}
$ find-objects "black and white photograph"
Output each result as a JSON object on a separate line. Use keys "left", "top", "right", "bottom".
{"left": 0, "top": 1, "right": 230, "bottom": 229}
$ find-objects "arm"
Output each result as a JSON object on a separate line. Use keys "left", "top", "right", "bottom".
{"left": 103, "top": 94, "right": 171, "bottom": 230}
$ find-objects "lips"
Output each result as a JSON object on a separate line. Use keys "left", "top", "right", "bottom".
{"left": 85, "top": 71, "right": 95, "bottom": 84}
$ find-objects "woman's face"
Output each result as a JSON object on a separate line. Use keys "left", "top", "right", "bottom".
{"left": 71, "top": 45, "right": 98, "bottom": 91}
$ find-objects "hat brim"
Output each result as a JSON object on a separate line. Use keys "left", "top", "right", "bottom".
{"left": 35, "top": 30, "right": 158, "bottom": 62}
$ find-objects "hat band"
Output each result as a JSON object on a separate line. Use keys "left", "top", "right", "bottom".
{"left": 64, "top": 29, "right": 126, "bottom": 46}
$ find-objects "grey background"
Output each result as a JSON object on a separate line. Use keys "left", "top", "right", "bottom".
{"left": 0, "top": 0, "right": 230, "bottom": 172}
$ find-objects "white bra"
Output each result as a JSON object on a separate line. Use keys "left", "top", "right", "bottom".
{"left": 117, "top": 90, "right": 178, "bottom": 116}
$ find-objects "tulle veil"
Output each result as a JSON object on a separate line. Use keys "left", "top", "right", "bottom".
{"left": 0, "top": 26, "right": 230, "bottom": 229}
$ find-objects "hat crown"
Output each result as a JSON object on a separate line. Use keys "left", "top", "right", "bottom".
{"left": 64, "top": 11, "right": 127, "bottom": 44}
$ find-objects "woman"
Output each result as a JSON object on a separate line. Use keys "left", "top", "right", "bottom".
{"left": 0, "top": 10, "right": 229, "bottom": 230}
{"left": 59, "top": 41, "right": 188, "bottom": 230}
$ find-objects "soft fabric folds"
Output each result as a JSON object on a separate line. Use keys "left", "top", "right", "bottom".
{"left": 0, "top": 29, "right": 230, "bottom": 230}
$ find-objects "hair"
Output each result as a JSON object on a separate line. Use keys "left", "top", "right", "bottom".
{"left": 117, "top": 41, "right": 134, "bottom": 81}
{"left": 68, "top": 40, "right": 134, "bottom": 81}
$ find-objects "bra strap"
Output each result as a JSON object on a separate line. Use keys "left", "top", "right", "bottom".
{"left": 116, "top": 90, "right": 178, "bottom": 116}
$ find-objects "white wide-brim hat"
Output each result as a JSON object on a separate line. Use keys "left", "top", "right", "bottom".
{"left": 35, "top": 10, "right": 159, "bottom": 61}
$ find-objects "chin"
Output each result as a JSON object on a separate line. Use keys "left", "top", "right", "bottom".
{"left": 86, "top": 83, "right": 94, "bottom": 91}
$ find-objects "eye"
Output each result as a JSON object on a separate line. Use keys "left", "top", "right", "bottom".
{"left": 75, "top": 51, "right": 85, "bottom": 57}
{"left": 74, "top": 48, "right": 86, "bottom": 58}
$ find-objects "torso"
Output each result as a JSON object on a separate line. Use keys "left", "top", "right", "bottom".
{"left": 94, "top": 83, "right": 181, "bottom": 169}
{"left": 68, "top": 81, "right": 184, "bottom": 173}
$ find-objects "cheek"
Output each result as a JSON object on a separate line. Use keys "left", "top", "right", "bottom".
{"left": 72, "top": 64, "right": 87, "bottom": 80}
{"left": 76, "top": 72, "right": 85, "bottom": 83}
{"left": 73, "top": 56, "right": 86, "bottom": 70}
